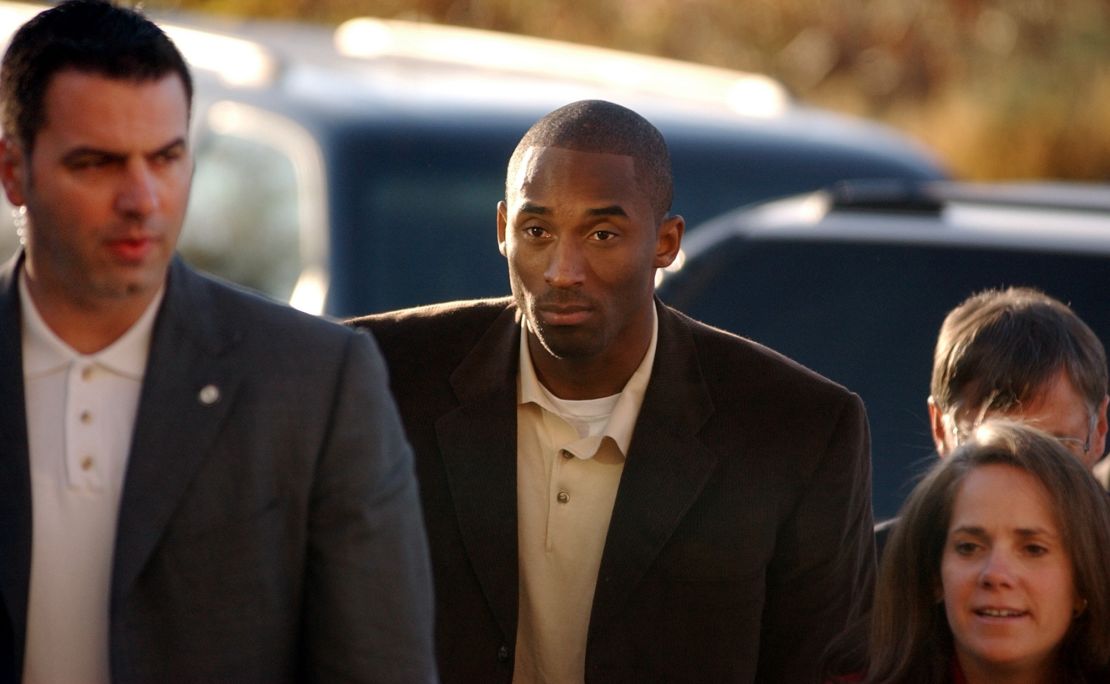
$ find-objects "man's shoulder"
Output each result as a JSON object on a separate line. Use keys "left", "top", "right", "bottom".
{"left": 347, "top": 298, "right": 516, "bottom": 399}
{"left": 203, "top": 271, "right": 342, "bottom": 327}
{"left": 349, "top": 297, "right": 513, "bottom": 327}
{"left": 173, "top": 263, "right": 361, "bottom": 354}
{"left": 348, "top": 297, "right": 514, "bottom": 348}
{"left": 663, "top": 304, "right": 854, "bottom": 401}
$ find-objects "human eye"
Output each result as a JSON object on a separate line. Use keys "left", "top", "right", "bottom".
{"left": 952, "top": 540, "right": 980, "bottom": 556}
{"left": 66, "top": 153, "right": 116, "bottom": 171}
{"left": 151, "top": 144, "right": 185, "bottom": 167}
{"left": 521, "top": 224, "right": 549, "bottom": 239}
{"left": 1023, "top": 543, "right": 1049, "bottom": 558}
{"left": 1054, "top": 436, "right": 1086, "bottom": 455}
{"left": 590, "top": 228, "right": 617, "bottom": 241}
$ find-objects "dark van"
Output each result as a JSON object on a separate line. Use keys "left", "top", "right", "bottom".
{"left": 0, "top": 4, "right": 947, "bottom": 317}
{"left": 657, "top": 181, "right": 1110, "bottom": 517}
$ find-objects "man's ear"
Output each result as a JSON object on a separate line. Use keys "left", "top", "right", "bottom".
{"left": 928, "top": 396, "right": 950, "bottom": 457}
{"left": 0, "top": 137, "right": 28, "bottom": 207}
{"left": 496, "top": 200, "right": 508, "bottom": 257}
{"left": 1090, "top": 393, "right": 1109, "bottom": 464}
{"left": 653, "top": 214, "right": 684, "bottom": 268}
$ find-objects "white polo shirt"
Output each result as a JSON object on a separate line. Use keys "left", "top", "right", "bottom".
{"left": 19, "top": 272, "right": 162, "bottom": 684}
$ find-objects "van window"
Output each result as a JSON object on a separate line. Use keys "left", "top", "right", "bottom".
{"left": 183, "top": 131, "right": 299, "bottom": 300}
{"left": 660, "top": 239, "right": 1110, "bottom": 518}
{"left": 183, "top": 101, "right": 325, "bottom": 306}
{"left": 324, "top": 128, "right": 514, "bottom": 316}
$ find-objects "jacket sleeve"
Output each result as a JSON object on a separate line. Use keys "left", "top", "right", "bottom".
{"left": 302, "top": 330, "right": 438, "bottom": 683}
{"left": 756, "top": 391, "right": 876, "bottom": 683}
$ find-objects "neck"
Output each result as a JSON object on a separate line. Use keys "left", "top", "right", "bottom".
{"left": 529, "top": 334, "right": 650, "bottom": 400}
{"left": 958, "top": 654, "right": 1062, "bottom": 684}
{"left": 24, "top": 280, "right": 158, "bottom": 355}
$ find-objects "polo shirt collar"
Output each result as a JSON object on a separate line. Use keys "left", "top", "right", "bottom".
{"left": 518, "top": 305, "right": 658, "bottom": 457}
{"left": 20, "top": 266, "right": 164, "bottom": 380}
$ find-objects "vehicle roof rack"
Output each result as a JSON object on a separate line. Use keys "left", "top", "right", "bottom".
{"left": 826, "top": 179, "right": 944, "bottom": 214}
{"left": 829, "top": 179, "right": 1110, "bottom": 215}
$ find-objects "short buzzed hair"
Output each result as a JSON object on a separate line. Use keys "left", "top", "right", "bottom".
{"left": 931, "top": 287, "right": 1109, "bottom": 418}
{"left": 0, "top": 0, "right": 192, "bottom": 154}
{"left": 506, "top": 100, "right": 674, "bottom": 221}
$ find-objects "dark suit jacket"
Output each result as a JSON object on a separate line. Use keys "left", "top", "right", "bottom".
{"left": 0, "top": 254, "right": 436, "bottom": 683}
{"left": 352, "top": 298, "right": 876, "bottom": 683}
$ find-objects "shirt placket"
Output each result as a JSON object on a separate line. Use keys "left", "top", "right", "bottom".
{"left": 541, "top": 410, "right": 582, "bottom": 553}
{"left": 66, "top": 361, "right": 103, "bottom": 491}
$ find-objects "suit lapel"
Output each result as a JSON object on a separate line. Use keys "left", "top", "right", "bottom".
{"left": 111, "top": 259, "right": 245, "bottom": 602}
{"left": 435, "top": 305, "right": 521, "bottom": 643}
{"left": 0, "top": 254, "right": 31, "bottom": 669}
{"left": 589, "top": 303, "right": 718, "bottom": 633}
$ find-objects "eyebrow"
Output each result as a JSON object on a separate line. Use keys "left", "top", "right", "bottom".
{"left": 516, "top": 202, "right": 629, "bottom": 218}
{"left": 586, "top": 205, "right": 628, "bottom": 218}
{"left": 950, "top": 525, "right": 988, "bottom": 540}
{"left": 1014, "top": 527, "right": 1057, "bottom": 540}
{"left": 950, "top": 525, "right": 1058, "bottom": 540}
{"left": 518, "top": 202, "right": 549, "bottom": 216}
{"left": 61, "top": 137, "right": 187, "bottom": 165}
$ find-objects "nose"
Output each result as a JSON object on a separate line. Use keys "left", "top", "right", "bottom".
{"left": 115, "top": 159, "right": 159, "bottom": 218}
{"left": 544, "top": 237, "right": 585, "bottom": 288}
{"left": 978, "top": 550, "right": 1015, "bottom": 589}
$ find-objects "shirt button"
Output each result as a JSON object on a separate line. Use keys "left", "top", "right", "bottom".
{"left": 80, "top": 456, "right": 94, "bottom": 471}
{"left": 497, "top": 645, "right": 510, "bottom": 662}
{"left": 81, "top": 366, "right": 94, "bottom": 381}
{"left": 556, "top": 491, "right": 569, "bottom": 504}
{"left": 80, "top": 410, "right": 92, "bottom": 424}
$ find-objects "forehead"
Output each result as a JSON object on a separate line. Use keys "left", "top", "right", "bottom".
{"left": 993, "top": 370, "right": 1091, "bottom": 435}
{"left": 950, "top": 464, "right": 1057, "bottom": 531}
{"left": 37, "top": 69, "right": 189, "bottom": 148}
{"left": 508, "top": 146, "right": 645, "bottom": 209}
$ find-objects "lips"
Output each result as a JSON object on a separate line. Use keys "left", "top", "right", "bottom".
{"left": 535, "top": 293, "right": 596, "bottom": 327}
{"left": 537, "top": 305, "right": 592, "bottom": 326}
{"left": 105, "top": 235, "right": 156, "bottom": 262}
{"left": 974, "top": 607, "right": 1029, "bottom": 618}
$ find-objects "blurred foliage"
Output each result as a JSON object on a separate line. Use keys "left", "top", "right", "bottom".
{"left": 142, "top": 0, "right": 1110, "bottom": 181}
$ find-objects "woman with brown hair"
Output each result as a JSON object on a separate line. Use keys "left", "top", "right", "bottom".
{"left": 828, "top": 420, "right": 1110, "bottom": 683}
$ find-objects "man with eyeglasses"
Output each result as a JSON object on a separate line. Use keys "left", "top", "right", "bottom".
{"left": 875, "top": 286, "right": 1109, "bottom": 554}
{"left": 927, "top": 287, "right": 1107, "bottom": 468}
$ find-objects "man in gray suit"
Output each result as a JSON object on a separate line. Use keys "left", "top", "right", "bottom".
{"left": 352, "top": 100, "right": 874, "bottom": 682}
{"left": 0, "top": 2, "right": 435, "bottom": 681}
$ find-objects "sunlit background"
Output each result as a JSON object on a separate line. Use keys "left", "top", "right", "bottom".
{"left": 140, "top": 0, "right": 1110, "bottom": 182}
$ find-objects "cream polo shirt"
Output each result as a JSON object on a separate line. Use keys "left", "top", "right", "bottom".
{"left": 19, "top": 272, "right": 162, "bottom": 684}
{"left": 513, "top": 309, "right": 658, "bottom": 684}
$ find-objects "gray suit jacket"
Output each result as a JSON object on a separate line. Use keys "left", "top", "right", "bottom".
{"left": 0, "top": 254, "right": 436, "bottom": 682}
{"left": 353, "top": 298, "right": 876, "bottom": 683}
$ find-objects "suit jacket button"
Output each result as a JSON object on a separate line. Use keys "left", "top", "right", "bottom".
{"left": 497, "top": 645, "right": 510, "bottom": 663}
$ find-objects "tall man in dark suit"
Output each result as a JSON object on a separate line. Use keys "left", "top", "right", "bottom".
{"left": 0, "top": 2, "right": 436, "bottom": 681}
{"left": 352, "top": 100, "right": 875, "bottom": 682}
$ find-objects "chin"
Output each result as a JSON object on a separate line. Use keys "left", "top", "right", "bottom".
{"left": 962, "top": 644, "right": 1057, "bottom": 678}
{"left": 535, "top": 330, "right": 602, "bottom": 361}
